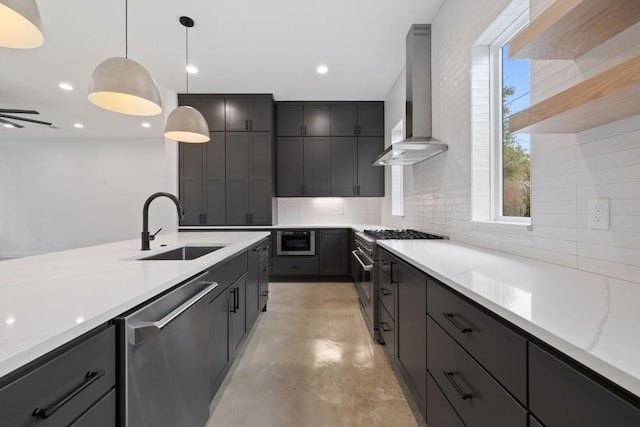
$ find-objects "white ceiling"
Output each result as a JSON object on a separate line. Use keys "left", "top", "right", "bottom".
{"left": 0, "top": 0, "right": 443, "bottom": 139}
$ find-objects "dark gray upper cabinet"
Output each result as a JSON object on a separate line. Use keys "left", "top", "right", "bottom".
{"left": 226, "top": 132, "right": 273, "bottom": 225}
{"left": 179, "top": 131, "right": 226, "bottom": 226}
{"left": 178, "top": 94, "right": 226, "bottom": 131}
{"left": 318, "top": 229, "right": 349, "bottom": 275}
{"left": 276, "top": 103, "right": 330, "bottom": 136}
{"left": 356, "top": 103, "right": 384, "bottom": 136}
{"left": 276, "top": 137, "right": 304, "bottom": 196}
{"left": 226, "top": 96, "right": 272, "bottom": 132}
{"left": 303, "top": 137, "right": 331, "bottom": 196}
{"left": 357, "top": 137, "right": 384, "bottom": 196}
{"left": 330, "top": 137, "right": 358, "bottom": 196}
{"left": 330, "top": 104, "right": 358, "bottom": 136}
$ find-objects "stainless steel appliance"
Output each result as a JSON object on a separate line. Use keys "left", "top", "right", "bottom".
{"left": 116, "top": 272, "right": 218, "bottom": 427}
{"left": 353, "top": 229, "right": 446, "bottom": 340}
{"left": 276, "top": 230, "right": 315, "bottom": 256}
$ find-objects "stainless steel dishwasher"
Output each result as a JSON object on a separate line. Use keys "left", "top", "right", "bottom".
{"left": 116, "top": 271, "right": 218, "bottom": 427}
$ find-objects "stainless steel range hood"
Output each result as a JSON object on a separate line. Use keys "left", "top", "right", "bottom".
{"left": 374, "top": 24, "right": 447, "bottom": 166}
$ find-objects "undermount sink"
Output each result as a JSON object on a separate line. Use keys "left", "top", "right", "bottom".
{"left": 138, "top": 245, "right": 224, "bottom": 261}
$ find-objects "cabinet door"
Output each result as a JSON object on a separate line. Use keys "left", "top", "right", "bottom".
{"left": 179, "top": 142, "right": 204, "bottom": 225}
{"left": 330, "top": 137, "right": 357, "bottom": 196}
{"left": 303, "top": 104, "right": 330, "bottom": 136}
{"left": 303, "top": 137, "right": 330, "bottom": 196}
{"left": 209, "top": 292, "right": 231, "bottom": 398}
{"left": 357, "top": 102, "right": 384, "bottom": 136}
{"left": 204, "top": 132, "right": 226, "bottom": 225}
{"left": 179, "top": 94, "right": 226, "bottom": 132}
{"left": 319, "top": 230, "right": 349, "bottom": 275}
{"left": 249, "top": 132, "right": 273, "bottom": 225}
{"left": 276, "top": 137, "right": 304, "bottom": 196}
{"left": 249, "top": 97, "right": 272, "bottom": 131}
{"left": 357, "top": 137, "right": 384, "bottom": 196}
{"left": 330, "top": 104, "right": 358, "bottom": 136}
{"left": 226, "top": 97, "right": 251, "bottom": 131}
{"left": 397, "top": 261, "right": 428, "bottom": 420}
{"left": 226, "top": 132, "right": 250, "bottom": 224}
{"left": 231, "top": 273, "right": 247, "bottom": 354}
{"left": 276, "top": 104, "right": 303, "bottom": 136}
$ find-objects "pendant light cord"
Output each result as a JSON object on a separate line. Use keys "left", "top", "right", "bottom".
{"left": 125, "top": 0, "right": 128, "bottom": 58}
{"left": 185, "top": 25, "right": 189, "bottom": 94}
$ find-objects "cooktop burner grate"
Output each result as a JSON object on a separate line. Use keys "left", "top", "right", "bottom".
{"left": 363, "top": 229, "right": 446, "bottom": 240}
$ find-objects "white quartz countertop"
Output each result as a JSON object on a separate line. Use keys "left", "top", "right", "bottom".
{"left": 0, "top": 231, "right": 269, "bottom": 379}
{"left": 378, "top": 240, "right": 640, "bottom": 399}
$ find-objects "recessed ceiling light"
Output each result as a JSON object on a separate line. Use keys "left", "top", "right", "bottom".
{"left": 317, "top": 65, "right": 328, "bottom": 74}
{"left": 59, "top": 82, "right": 73, "bottom": 91}
{"left": 6, "top": 317, "right": 15, "bottom": 325}
{"left": 142, "top": 122, "right": 151, "bottom": 128}
{"left": 3, "top": 123, "right": 15, "bottom": 128}
{"left": 74, "top": 123, "right": 84, "bottom": 129}
{"left": 186, "top": 65, "right": 198, "bottom": 74}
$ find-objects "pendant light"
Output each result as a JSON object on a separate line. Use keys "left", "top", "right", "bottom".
{"left": 88, "top": 0, "right": 162, "bottom": 116}
{"left": 0, "top": 0, "right": 44, "bottom": 48}
{"left": 164, "top": 16, "right": 210, "bottom": 143}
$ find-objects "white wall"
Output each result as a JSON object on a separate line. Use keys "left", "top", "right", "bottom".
{"left": 0, "top": 137, "right": 174, "bottom": 257}
{"left": 381, "top": 0, "right": 640, "bottom": 284}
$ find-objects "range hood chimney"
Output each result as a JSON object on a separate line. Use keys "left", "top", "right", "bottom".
{"left": 374, "top": 24, "right": 448, "bottom": 166}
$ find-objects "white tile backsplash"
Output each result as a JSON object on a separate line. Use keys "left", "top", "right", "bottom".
{"left": 277, "top": 198, "right": 382, "bottom": 225}
{"left": 380, "top": 0, "right": 640, "bottom": 285}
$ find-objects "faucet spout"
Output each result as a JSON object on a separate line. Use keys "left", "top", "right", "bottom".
{"left": 141, "top": 192, "right": 185, "bottom": 250}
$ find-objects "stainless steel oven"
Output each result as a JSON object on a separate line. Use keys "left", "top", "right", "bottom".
{"left": 276, "top": 230, "right": 315, "bottom": 256}
{"left": 352, "top": 234, "right": 376, "bottom": 340}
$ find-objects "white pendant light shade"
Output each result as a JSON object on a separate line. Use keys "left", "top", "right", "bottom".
{"left": 164, "top": 106, "right": 210, "bottom": 143}
{"left": 88, "top": 57, "right": 162, "bottom": 116}
{"left": 0, "top": 0, "right": 44, "bottom": 49}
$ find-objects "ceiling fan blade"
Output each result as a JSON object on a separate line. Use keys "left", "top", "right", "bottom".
{"left": 0, "top": 109, "right": 39, "bottom": 115}
{"left": 0, "top": 114, "right": 52, "bottom": 126}
{"left": 0, "top": 117, "right": 25, "bottom": 128}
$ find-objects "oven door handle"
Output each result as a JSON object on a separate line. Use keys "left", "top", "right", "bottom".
{"left": 352, "top": 250, "right": 373, "bottom": 272}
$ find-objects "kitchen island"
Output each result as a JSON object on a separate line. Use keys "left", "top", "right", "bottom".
{"left": 0, "top": 231, "right": 269, "bottom": 379}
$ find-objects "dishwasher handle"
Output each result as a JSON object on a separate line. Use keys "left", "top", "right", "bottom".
{"left": 352, "top": 250, "right": 373, "bottom": 272}
{"left": 132, "top": 282, "right": 218, "bottom": 346}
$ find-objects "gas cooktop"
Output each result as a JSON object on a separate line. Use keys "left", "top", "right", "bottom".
{"left": 363, "top": 229, "right": 446, "bottom": 240}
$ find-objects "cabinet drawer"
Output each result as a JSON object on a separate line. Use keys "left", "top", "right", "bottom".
{"left": 377, "top": 248, "right": 395, "bottom": 278}
{"left": 529, "top": 343, "right": 640, "bottom": 427}
{"left": 377, "top": 301, "right": 395, "bottom": 357}
{"left": 207, "top": 251, "right": 248, "bottom": 300}
{"left": 427, "top": 316, "right": 527, "bottom": 427}
{"left": 427, "top": 279, "right": 527, "bottom": 403}
{"left": 426, "top": 371, "right": 465, "bottom": 427}
{"left": 377, "top": 277, "right": 395, "bottom": 320}
{"left": 0, "top": 326, "right": 116, "bottom": 427}
{"left": 271, "top": 256, "right": 319, "bottom": 276}
{"left": 71, "top": 389, "right": 116, "bottom": 427}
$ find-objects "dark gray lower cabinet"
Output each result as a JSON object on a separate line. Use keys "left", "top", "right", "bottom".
{"left": 318, "top": 229, "right": 349, "bottom": 275}
{"left": 246, "top": 237, "right": 270, "bottom": 330}
{"left": 426, "top": 372, "right": 465, "bottom": 427}
{"left": 396, "top": 261, "right": 427, "bottom": 419}
{"left": 271, "top": 257, "right": 320, "bottom": 276}
{"left": 230, "top": 273, "right": 247, "bottom": 353}
{"left": 208, "top": 289, "right": 231, "bottom": 398}
{"left": 529, "top": 343, "right": 640, "bottom": 427}
{"left": 71, "top": 389, "right": 116, "bottom": 427}
{"left": 0, "top": 325, "right": 116, "bottom": 427}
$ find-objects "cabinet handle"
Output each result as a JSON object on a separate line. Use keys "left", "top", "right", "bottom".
{"left": 32, "top": 369, "right": 106, "bottom": 419}
{"left": 380, "top": 322, "right": 391, "bottom": 332}
{"left": 230, "top": 288, "right": 238, "bottom": 313}
{"left": 443, "top": 313, "right": 472, "bottom": 334}
{"left": 262, "top": 290, "right": 269, "bottom": 296}
{"left": 245, "top": 119, "right": 249, "bottom": 130}
{"left": 380, "top": 288, "right": 391, "bottom": 296}
{"left": 443, "top": 371, "right": 473, "bottom": 400}
{"left": 263, "top": 266, "right": 269, "bottom": 272}
{"left": 253, "top": 246, "right": 262, "bottom": 252}
{"left": 235, "top": 287, "right": 240, "bottom": 311}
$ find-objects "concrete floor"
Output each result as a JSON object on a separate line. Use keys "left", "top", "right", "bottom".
{"left": 206, "top": 282, "right": 420, "bottom": 427}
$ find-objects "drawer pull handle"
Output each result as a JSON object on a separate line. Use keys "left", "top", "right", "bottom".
{"left": 443, "top": 313, "right": 472, "bottom": 333}
{"left": 443, "top": 371, "right": 473, "bottom": 400}
{"left": 262, "top": 290, "right": 269, "bottom": 297}
{"left": 380, "top": 288, "right": 391, "bottom": 296}
{"left": 380, "top": 322, "right": 391, "bottom": 332}
{"left": 263, "top": 266, "right": 269, "bottom": 272}
{"left": 32, "top": 369, "right": 106, "bottom": 419}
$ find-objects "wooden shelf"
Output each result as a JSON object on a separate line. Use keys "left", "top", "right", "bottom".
{"left": 509, "top": 0, "right": 640, "bottom": 60}
{"left": 509, "top": 55, "right": 640, "bottom": 134}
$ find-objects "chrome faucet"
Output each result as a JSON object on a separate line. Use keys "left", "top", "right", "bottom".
{"left": 141, "top": 192, "right": 185, "bottom": 250}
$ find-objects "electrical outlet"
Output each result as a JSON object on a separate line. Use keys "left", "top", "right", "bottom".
{"left": 588, "top": 198, "right": 609, "bottom": 230}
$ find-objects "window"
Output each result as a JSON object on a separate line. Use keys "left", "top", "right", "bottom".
{"left": 471, "top": 0, "right": 530, "bottom": 225}
{"left": 391, "top": 120, "right": 404, "bottom": 217}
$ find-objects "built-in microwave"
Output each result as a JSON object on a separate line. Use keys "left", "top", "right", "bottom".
{"left": 276, "top": 230, "right": 315, "bottom": 256}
